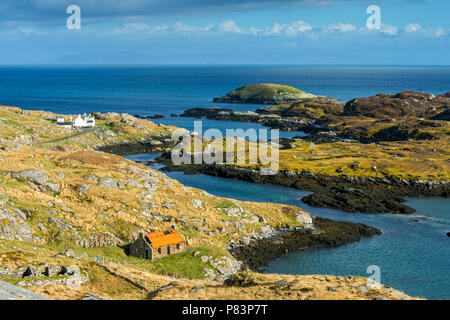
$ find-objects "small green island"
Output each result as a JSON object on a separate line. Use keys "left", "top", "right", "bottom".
{"left": 213, "top": 83, "right": 320, "bottom": 104}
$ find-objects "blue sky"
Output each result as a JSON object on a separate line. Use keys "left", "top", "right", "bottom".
{"left": 0, "top": 0, "right": 449, "bottom": 65}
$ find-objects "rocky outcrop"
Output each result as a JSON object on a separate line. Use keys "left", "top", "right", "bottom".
{"left": 46, "top": 216, "right": 123, "bottom": 248}
{"left": 184, "top": 91, "right": 449, "bottom": 142}
{"left": 95, "top": 134, "right": 176, "bottom": 155}
{"left": 0, "top": 208, "right": 42, "bottom": 242}
{"left": 11, "top": 170, "right": 60, "bottom": 193}
{"left": 134, "top": 114, "right": 165, "bottom": 119}
{"left": 257, "top": 99, "right": 344, "bottom": 119}
{"left": 228, "top": 218, "right": 381, "bottom": 270}
{"left": 73, "top": 233, "right": 123, "bottom": 248}
{"left": 342, "top": 91, "right": 450, "bottom": 119}
{"left": 301, "top": 187, "right": 415, "bottom": 214}
{"left": 201, "top": 256, "right": 243, "bottom": 281}
{"left": 98, "top": 176, "right": 120, "bottom": 189}
{"left": 431, "top": 107, "right": 450, "bottom": 121}
{"left": 156, "top": 155, "right": 449, "bottom": 214}
{"left": 180, "top": 106, "right": 332, "bottom": 133}
{"left": 0, "top": 280, "right": 51, "bottom": 300}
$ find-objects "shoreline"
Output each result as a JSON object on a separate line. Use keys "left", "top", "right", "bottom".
{"left": 228, "top": 217, "right": 381, "bottom": 271}
{"left": 92, "top": 141, "right": 389, "bottom": 277}
{"left": 153, "top": 154, "right": 449, "bottom": 214}
{"left": 94, "top": 135, "right": 449, "bottom": 215}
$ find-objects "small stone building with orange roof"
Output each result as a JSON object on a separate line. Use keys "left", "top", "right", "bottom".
{"left": 129, "top": 227, "right": 186, "bottom": 261}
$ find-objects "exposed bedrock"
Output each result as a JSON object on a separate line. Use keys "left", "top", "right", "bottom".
{"left": 228, "top": 217, "right": 381, "bottom": 270}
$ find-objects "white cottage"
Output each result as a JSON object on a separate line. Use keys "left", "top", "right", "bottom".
{"left": 74, "top": 113, "right": 96, "bottom": 128}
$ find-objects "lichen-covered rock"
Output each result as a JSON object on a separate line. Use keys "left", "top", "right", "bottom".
{"left": 78, "top": 184, "right": 90, "bottom": 195}
{"left": 295, "top": 211, "right": 313, "bottom": 225}
{"left": 73, "top": 233, "right": 123, "bottom": 248}
{"left": 209, "top": 256, "right": 243, "bottom": 280}
{"left": 11, "top": 170, "right": 60, "bottom": 193}
{"left": 98, "top": 176, "right": 119, "bottom": 188}
{"left": 0, "top": 208, "right": 41, "bottom": 242}
{"left": 192, "top": 199, "right": 203, "bottom": 209}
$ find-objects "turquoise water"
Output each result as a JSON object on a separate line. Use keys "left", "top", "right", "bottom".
{"left": 125, "top": 153, "right": 450, "bottom": 300}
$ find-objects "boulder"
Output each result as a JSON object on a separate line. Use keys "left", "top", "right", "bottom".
{"left": 98, "top": 177, "right": 119, "bottom": 189}
{"left": 78, "top": 184, "right": 90, "bottom": 195}
{"left": 295, "top": 211, "right": 313, "bottom": 225}
{"left": 0, "top": 208, "right": 41, "bottom": 242}
{"left": 191, "top": 199, "right": 203, "bottom": 209}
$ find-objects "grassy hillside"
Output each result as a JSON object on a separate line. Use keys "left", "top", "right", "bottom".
{"left": 0, "top": 241, "right": 416, "bottom": 300}
{"left": 229, "top": 84, "right": 311, "bottom": 98}
{"left": 0, "top": 105, "right": 175, "bottom": 151}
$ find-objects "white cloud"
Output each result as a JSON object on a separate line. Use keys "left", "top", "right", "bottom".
{"left": 429, "top": 27, "right": 447, "bottom": 38}
{"left": 172, "top": 22, "right": 197, "bottom": 33}
{"left": 380, "top": 23, "right": 398, "bottom": 36}
{"left": 405, "top": 23, "right": 422, "bottom": 33}
{"left": 284, "top": 21, "right": 313, "bottom": 35}
{"left": 216, "top": 19, "right": 243, "bottom": 33}
{"left": 86, "top": 19, "right": 450, "bottom": 42}
{"left": 251, "top": 20, "right": 312, "bottom": 37}
{"left": 323, "top": 22, "right": 357, "bottom": 33}
{"left": 403, "top": 23, "right": 447, "bottom": 38}
{"left": 249, "top": 26, "right": 260, "bottom": 35}
{"left": 106, "top": 19, "right": 243, "bottom": 36}
{"left": 7, "top": 27, "right": 47, "bottom": 36}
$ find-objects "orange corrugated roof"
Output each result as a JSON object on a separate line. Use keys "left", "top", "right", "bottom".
{"left": 146, "top": 231, "right": 166, "bottom": 239}
{"left": 145, "top": 229, "right": 184, "bottom": 249}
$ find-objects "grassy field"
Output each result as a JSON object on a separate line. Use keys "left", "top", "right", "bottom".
{"left": 0, "top": 240, "right": 417, "bottom": 300}
{"left": 180, "top": 135, "right": 449, "bottom": 181}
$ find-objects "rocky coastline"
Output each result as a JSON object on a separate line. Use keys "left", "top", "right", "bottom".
{"left": 180, "top": 106, "right": 333, "bottom": 133}
{"left": 94, "top": 133, "right": 176, "bottom": 155}
{"left": 181, "top": 90, "right": 450, "bottom": 142}
{"left": 229, "top": 217, "right": 381, "bottom": 270}
{"left": 151, "top": 89, "right": 450, "bottom": 214}
{"left": 155, "top": 154, "right": 449, "bottom": 214}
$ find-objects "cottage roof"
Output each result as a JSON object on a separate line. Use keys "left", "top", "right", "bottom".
{"left": 145, "top": 228, "right": 184, "bottom": 249}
